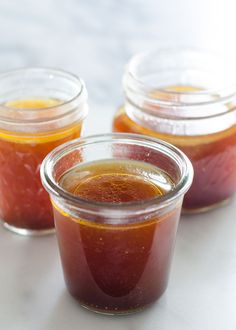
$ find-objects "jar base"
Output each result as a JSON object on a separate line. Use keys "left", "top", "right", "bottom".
{"left": 79, "top": 301, "right": 153, "bottom": 315}
{"left": 182, "top": 197, "right": 232, "bottom": 214}
{"left": 2, "top": 222, "right": 55, "bottom": 236}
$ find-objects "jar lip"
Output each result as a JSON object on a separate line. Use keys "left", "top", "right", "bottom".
{"left": 40, "top": 133, "right": 193, "bottom": 216}
{"left": 124, "top": 48, "right": 236, "bottom": 109}
{"left": 0, "top": 67, "right": 87, "bottom": 123}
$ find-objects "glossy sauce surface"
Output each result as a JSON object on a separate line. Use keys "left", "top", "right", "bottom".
{"left": 0, "top": 99, "right": 82, "bottom": 230}
{"left": 54, "top": 159, "right": 180, "bottom": 313}
{"left": 59, "top": 159, "right": 172, "bottom": 202}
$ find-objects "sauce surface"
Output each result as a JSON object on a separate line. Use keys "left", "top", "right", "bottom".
{"left": 6, "top": 98, "right": 61, "bottom": 109}
{"left": 59, "top": 159, "right": 173, "bottom": 203}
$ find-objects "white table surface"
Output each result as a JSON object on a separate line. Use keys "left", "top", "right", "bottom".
{"left": 0, "top": 1, "right": 236, "bottom": 329}
{"left": 1, "top": 192, "right": 236, "bottom": 330}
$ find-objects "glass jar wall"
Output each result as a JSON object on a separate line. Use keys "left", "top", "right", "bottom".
{"left": 40, "top": 133, "right": 193, "bottom": 314}
{"left": 0, "top": 68, "right": 88, "bottom": 235}
{"left": 113, "top": 49, "right": 236, "bottom": 212}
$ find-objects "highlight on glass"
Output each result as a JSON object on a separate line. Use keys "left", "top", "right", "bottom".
{"left": 113, "top": 49, "right": 236, "bottom": 213}
{"left": 41, "top": 133, "right": 193, "bottom": 314}
{"left": 0, "top": 68, "right": 88, "bottom": 235}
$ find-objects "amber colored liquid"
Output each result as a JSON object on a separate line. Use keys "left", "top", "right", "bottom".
{"left": 113, "top": 95, "right": 236, "bottom": 211}
{"left": 0, "top": 99, "right": 83, "bottom": 231}
{"left": 54, "top": 159, "right": 180, "bottom": 313}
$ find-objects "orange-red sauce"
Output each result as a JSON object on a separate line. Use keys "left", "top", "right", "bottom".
{"left": 54, "top": 159, "right": 180, "bottom": 313}
{"left": 113, "top": 99, "right": 236, "bottom": 211}
{"left": 0, "top": 99, "right": 82, "bottom": 230}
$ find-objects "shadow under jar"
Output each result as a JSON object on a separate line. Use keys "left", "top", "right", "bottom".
{"left": 41, "top": 133, "right": 193, "bottom": 314}
{"left": 0, "top": 68, "right": 88, "bottom": 235}
{"left": 113, "top": 49, "right": 236, "bottom": 213}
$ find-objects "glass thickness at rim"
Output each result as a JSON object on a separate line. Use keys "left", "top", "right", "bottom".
{"left": 0, "top": 67, "right": 87, "bottom": 123}
{"left": 124, "top": 48, "right": 236, "bottom": 108}
{"left": 41, "top": 133, "right": 193, "bottom": 214}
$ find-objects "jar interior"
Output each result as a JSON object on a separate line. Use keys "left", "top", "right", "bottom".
{"left": 0, "top": 68, "right": 82, "bottom": 104}
{"left": 124, "top": 49, "right": 236, "bottom": 135}
{"left": 52, "top": 137, "right": 185, "bottom": 194}
{"left": 41, "top": 134, "right": 193, "bottom": 224}
{"left": 0, "top": 68, "right": 88, "bottom": 133}
{"left": 128, "top": 49, "right": 236, "bottom": 102}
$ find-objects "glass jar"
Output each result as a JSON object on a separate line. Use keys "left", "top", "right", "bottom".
{"left": 0, "top": 68, "right": 88, "bottom": 235}
{"left": 41, "top": 133, "right": 193, "bottom": 314}
{"left": 113, "top": 49, "right": 236, "bottom": 213}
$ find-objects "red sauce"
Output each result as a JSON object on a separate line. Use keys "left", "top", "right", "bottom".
{"left": 113, "top": 107, "right": 236, "bottom": 211}
{"left": 54, "top": 159, "right": 180, "bottom": 313}
{"left": 0, "top": 99, "right": 82, "bottom": 231}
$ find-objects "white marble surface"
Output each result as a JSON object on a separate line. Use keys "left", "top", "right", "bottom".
{"left": 0, "top": 0, "right": 236, "bottom": 329}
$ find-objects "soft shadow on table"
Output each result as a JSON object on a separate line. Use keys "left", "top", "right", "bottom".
{"left": 174, "top": 197, "right": 236, "bottom": 286}
{"left": 176, "top": 197, "right": 236, "bottom": 265}
{"left": 10, "top": 233, "right": 59, "bottom": 294}
{"left": 0, "top": 228, "right": 61, "bottom": 329}
{"left": 42, "top": 287, "right": 194, "bottom": 330}
{"left": 167, "top": 197, "right": 236, "bottom": 330}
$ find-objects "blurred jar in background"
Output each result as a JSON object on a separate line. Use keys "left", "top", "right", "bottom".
{"left": 0, "top": 68, "right": 88, "bottom": 235}
{"left": 113, "top": 49, "right": 236, "bottom": 213}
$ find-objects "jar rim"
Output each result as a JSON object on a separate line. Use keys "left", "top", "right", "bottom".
{"left": 40, "top": 133, "right": 193, "bottom": 217}
{"left": 0, "top": 67, "right": 87, "bottom": 125}
{"left": 124, "top": 48, "right": 236, "bottom": 110}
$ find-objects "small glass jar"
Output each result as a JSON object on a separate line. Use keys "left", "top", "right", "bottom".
{"left": 113, "top": 49, "right": 236, "bottom": 213}
{"left": 41, "top": 133, "right": 193, "bottom": 314}
{"left": 0, "top": 68, "right": 88, "bottom": 235}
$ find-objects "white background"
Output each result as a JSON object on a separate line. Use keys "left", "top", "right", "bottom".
{"left": 0, "top": 1, "right": 236, "bottom": 329}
